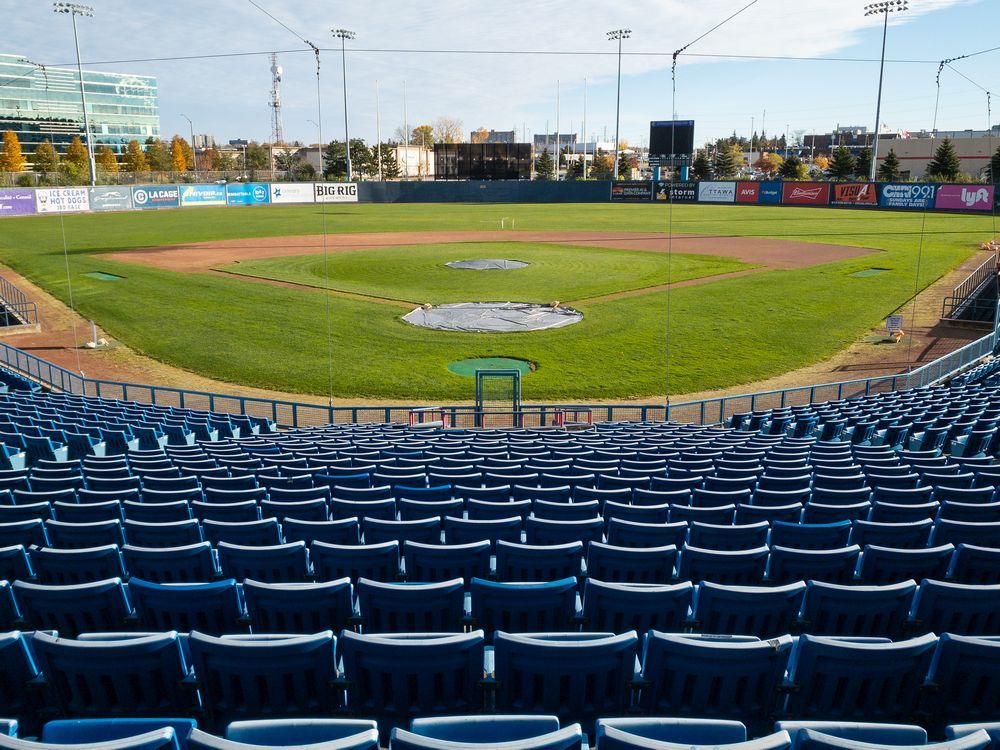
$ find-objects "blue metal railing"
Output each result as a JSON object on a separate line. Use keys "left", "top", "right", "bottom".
{"left": 0, "top": 275, "right": 38, "bottom": 326}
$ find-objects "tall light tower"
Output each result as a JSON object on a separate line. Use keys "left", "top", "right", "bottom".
{"left": 53, "top": 2, "right": 96, "bottom": 186}
{"left": 332, "top": 28, "right": 356, "bottom": 181}
{"left": 269, "top": 53, "right": 284, "bottom": 146}
{"left": 865, "top": 0, "right": 909, "bottom": 181}
{"left": 607, "top": 28, "right": 631, "bottom": 180}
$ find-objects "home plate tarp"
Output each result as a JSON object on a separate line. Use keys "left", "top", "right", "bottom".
{"left": 445, "top": 259, "right": 529, "bottom": 270}
{"left": 403, "top": 302, "right": 583, "bottom": 333}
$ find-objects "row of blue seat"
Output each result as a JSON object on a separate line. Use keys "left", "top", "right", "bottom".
{"left": 2, "top": 575, "right": 997, "bottom": 640}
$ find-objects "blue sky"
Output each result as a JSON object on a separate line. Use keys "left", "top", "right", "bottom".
{"left": 8, "top": 0, "right": 999, "bottom": 148}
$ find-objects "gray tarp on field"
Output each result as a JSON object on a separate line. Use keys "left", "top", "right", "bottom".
{"left": 403, "top": 302, "right": 582, "bottom": 333}
{"left": 445, "top": 259, "right": 530, "bottom": 270}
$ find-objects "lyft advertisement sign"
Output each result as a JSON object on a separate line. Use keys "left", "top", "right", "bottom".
{"left": 0, "top": 188, "right": 36, "bottom": 216}
{"left": 935, "top": 184, "right": 994, "bottom": 212}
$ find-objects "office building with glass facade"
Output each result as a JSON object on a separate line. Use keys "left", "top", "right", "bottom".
{"left": 0, "top": 53, "right": 159, "bottom": 163}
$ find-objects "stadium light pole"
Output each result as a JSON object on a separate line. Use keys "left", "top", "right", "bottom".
{"left": 332, "top": 28, "right": 356, "bottom": 181}
{"left": 607, "top": 29, "right": 631, "bottom": 180}
{"left": 865, "top": 0, "right": 908, "bottom": 182}
{"left": 54, "top": 2, "right": 96, "bottom": 186}
{"left": 180, "top": 114, "right": 198, "bottom": 180}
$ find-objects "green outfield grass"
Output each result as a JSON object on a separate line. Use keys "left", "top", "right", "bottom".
{"left": 221, "top": 242, "right": 750, "bottom": 304}
{"left": 0, "top": 203, "right": 994, "bottom": 400}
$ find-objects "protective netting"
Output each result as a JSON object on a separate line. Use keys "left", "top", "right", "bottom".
{"left": 445, "top": 259, "right": 530, "bottom": 270}
{"left": 403, "top": 302, "right": 583, "bottom": 333}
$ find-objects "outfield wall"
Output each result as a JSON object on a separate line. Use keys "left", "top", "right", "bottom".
{"left": 0, "top": 179, "right": 996, "bottom": 217}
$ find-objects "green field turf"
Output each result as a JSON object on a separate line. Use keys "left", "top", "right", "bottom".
{"left": 0, "top": 203, "right": 994, "bottom": 401}
{"left": 221, "top": 242, "right": 750, "bottom": 304}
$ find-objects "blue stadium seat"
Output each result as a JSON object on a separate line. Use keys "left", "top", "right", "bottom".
{"left": 638, "top": 631, "right": 794, "bottom": 729}
{"left": 0, "top": 545, "right": 32, "bottom": 584}
{"left": 0, "top": 729, "right": 182, "bottom": 749}
{"left": 124, "top": 519, "right": 203, "bottom": 548}
{"left": 0, "top": 632, "right": 42, "bottom": 733}
{"left": 55, "top": 501, "right": 123, "bottom": 524}
{"left": 220, "top": 718, "right": 378, "bottom": 749}
{"left": 12, "top": 577, "right": 132, "bottom": 636}
{"left": 203, "top": 519, "right": 282, "bottom": 547}
{"left": 390, "top": 717, "right": 584, "bottom": 750}
{"left": 329, "top": 498, "right": 397, "bottom": 522}
{"left": 603, "top": 501, "right": 671, "bottom": 526}
{"left": 243, "top": 578, "right": 354, "bottom": 634}
{"left": 470, "top": 577, "right": 578, "bottom": 635}
{"left": 774, "top": 720, "right": 927, "bottom": 746}
{"left": 283, "top": 517, "right": 361, "bottom": 546}
{"left": 948, "top": 544, "right": 1000, "bottom": 584}
{"left": 532, "top": 499, "right": 600, "bottom": 522}
{"left": 736, "top": 503, "right": 803, "bottom": 525}
{"left": 0, "top": 520, "right": 47, "bottom": 548}
{"left": 217, "top": 542, "right": 310, "bottom": 583}
{"left": 909, "top": 579, "right": 1000, "bottom": 636}
{"left": 0, "top": 581, "right": 17, "bottom": 629}
{"left": 857, "top": 544, "right": 955, "bottom": 585}
{"left": 403, "top": 540, "right": 491, "bottom": 582}
{"left": 802, "top": 502, "right": 873, "bottom": 525}
{"left": 783, "top": 633, "right": 938, "bottom": 723}
{"left": 495, "top": 541, "right": 584, "bottom": 581}
{"left": 678, "top": 544, "right": 770, "bottom": 585}
{"left": 596, "top": 717, "right": 748, "bottom": 746}
{"left": 338, "top": 630, "right": 485, "bottom": 731}
{"left": 122, "top": 542, "right": 218, "bottom": 583}
{"left": 398, "top": 498, "right": 464, "bottom": 522}
{"left": 357, "top": 577, "right": 465, "bottom": 632}
{"left": 768, "top": 545, "right": 860, "bottom": 585}
{"left": 771, "top": 521, "right": 853, "bottom": 550}
{"left": 607, "top": 518, "right": 688, "bottom": 549}
{"left": 947, "top": 724, "right": 1000, "bottom": 750}
{"left": 364, "top": 517, "right": 442, "bottom": 546}
{"left": 128, "top": 578, "right": 247, "bottom": 635}
{"left": 923, "top": 633, "right": 1000, "bottom": 729}
{"left": 691, "top": 581, "right": 807, "bottom": 639}
{"left": 688, "top": 521, "right": 770, "bottom": 551}
{"left": 188, "top": 630, "right": 340, "bottom": 729}
{"left": 582, "top": 578, "right": 692, "bottom": 633}
{"left": 789, "top": 729, "right": 989, "bottom": 750}
{"left": 311, "top": 541, "right": 400, "bottom": 582}
{"left": 850, "top": 520, "right": 933, "bottom": 550}
{"left": 798, "top": 580, "right": 916, "bottom": 639}
{"left": 870, "top": 501, "right": 940, "bottom": 524}
{"left": 669, "top": 504, "right": 737, "bottom": 525}
{"left": 598, "top": 725, "right": 790, "bottom": 750}
{"left": 40, "top": 718, "right": 197, "bottom": 747}
{"left": 260, "top": 499, "right": 329, "bottom": 523}
{"left": 492, "top": 631, "right": 638, "bottom": 725}
{"left": 30, "top": 544, "right": 127, "bottom": 584}
{"left": 443, "top": 516, "right": 522, "bottom": 547}
{"left": 586, "top": 542, "right": 677, "bottom": 584}
{"left": 46, "top": 519, "right": 125, "bottom": 549}
{"left": 930, "top": 520, "right": 1000, "bottom": 547}
{"left": 526, "top": 516, "right": 603, "bottom": 546}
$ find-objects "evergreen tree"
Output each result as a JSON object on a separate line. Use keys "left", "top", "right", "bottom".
{"left": 378, "top": 144, "right": 401, "bottom": 179}
{"left": 95, "top": 145, "right": 118, "bottom": 173}
{"left": 987, "top": 145, "right": 1000, "bottom": 184}
{"left": 926, "top": 138, "right": 961, "bottom": 182}
{"left": 691, "top": 151, "right": 711, "bottom": 180}
{"left": 590, "top": 149, "right": 614, "bottom": 180}
{"left": 33, "top": 140, "right": 59, "bottom": 175}
{"left": 855, "top": 147, "right": 872, "bottom": 180}
{"left": 122, "top": 140, "right": 149, "bottom": 173}
{"left": 616, "top": 151, "right": 631, "bottom": 179}
{"left": 712, "top": 148, "right": 737, "bottom": 178}
{"left": 0, "top": 131, "right": 27, "bottom": 173}
{"left": 779, "top": 154, "right": 806, "bottom": 180}
{"left": 565, "top": 159, "right": 584, "bottom": 180}
{"left": 877, "top": 148, "right": 902, "bottom": 182}
{"left": 828, "top": 146, "right": 856, "bottom": 181}
{"left": 535, "top": 148, "right": 555, "bottom": 180}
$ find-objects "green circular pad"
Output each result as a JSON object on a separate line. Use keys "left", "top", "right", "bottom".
{"left": 447, "top": 357, "right": 533, "bottom": 377}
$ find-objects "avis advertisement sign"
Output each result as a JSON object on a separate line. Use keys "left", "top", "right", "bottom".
{"left": 697, "top": 181, "right": 736, "bottom": 203}
{"left": 735, "top": 182, "right": 759, "bottom": 203}
{"left": 831, "top": 183, "right": 877, "bottom": 207}
{"left": 878, "top": 183, "right": 936, "bottom": 210}
{"left": 270, "top": 182, "right": 315, "bottom": 204}
{"left": 131, "top": 186, "right": 180, "bottom": 210}
{"left": 226, "top": 183, "right": 270, "bottom": 205}
{"left": 758, "top": 182, "right": 782, "bottom": 204}
{"left": 314, "top": 183, "right": 359, "bottom": 203}
{"left": 653, "top": 181, "right": 696, "bottom": 202}
{"left": 610, "top": 181, "right": 653, "bottom": 202}
{"left": 781, "top": 182, "right": 831, "bottom": 206}
{"left": 36, "top": 187, "right": 90, "bottom": 214}
{"left": 0, "top": 188, "right": 36, "bottom": 216}
{"left": 180, "top": 184, "right": 227, "bottom": 206}
{"left": 935, "top": 184, "right": 995, "bottom": 212}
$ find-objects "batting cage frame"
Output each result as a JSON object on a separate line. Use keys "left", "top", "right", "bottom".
{"left": 474, "top": 369, "right": 522, "bottom": 428}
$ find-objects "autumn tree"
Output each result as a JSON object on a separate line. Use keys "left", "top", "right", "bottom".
{"left": 210, "top": 149, "right": 234, "bottom": 171}
{"left": 877, "top": 149, "right": 902, "bottom": 182}
{"left": 712, "top": 148, "right": 737, "bottom": 178}
{"left": 433, "top": 117, "right": 463, "bottom": 144}
{"left": 0, "top": 131, "right": 27, "bottom": 173}
{"left": 926, "top": 138, "right": 961, "bottom": 182}
{"left": 32, "top": 140, "right": 59, "bottom": 175}
{"left": 410, "top": 124, "right": 434, "bottom": 148}
{"left": 122, "top": 140, "right": 149, "bottom": 173}
{"left": 753, "top": 152, "right": 783, "bottom": 177}
{"left": 95, "top": 145, "right": 119, "bottom": 173}
{"left": 617, "top": 151, "right": 631, "bottom": 179}
{"left": 144, "top": 138, "right": 170, "bottom": 172}
{"left": 779, "top": 154, "right": 807, "bottom": 180}
{"left": 535, "top": 148, "right": 555, "bottom": 180}
{"left": 61, "top": 136, "right": 90, "bottom": 181}
{"left": 828, "top": 146, "right": 856, "bottom": 181}
{"left": 470, "top": 127, "right": 490, "bottom": 144}
{"left": 170, "top": 135, "right": 190, "bottom": 171}
{"left": 591, "top": 149, "right": 614, "bottom": 180}
{"left": 692, "top": 151, "right": 711, "bottom": 180}
{"left": 813, "top": 154, "right": 830, "bottom": 171}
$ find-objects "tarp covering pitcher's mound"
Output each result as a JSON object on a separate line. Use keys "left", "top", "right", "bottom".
{"left": 403, "top": 302, "right": 583, "bottom": 333}
{"left": 445, "top": 259, "right": 530, "bottom": 270}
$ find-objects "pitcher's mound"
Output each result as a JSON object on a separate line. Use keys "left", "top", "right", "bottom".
{"left": 403, "top": 302, "right": 582, "bottom": 333}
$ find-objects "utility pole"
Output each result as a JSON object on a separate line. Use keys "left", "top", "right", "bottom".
{"left": 607, "top": 29, "right": 631, "bottom": 180}
{"left": 54, "top": 3, "right": 97, "bottom": 186}
{"left": 375, "top": 80, "right": 383, "bottom": 182}
{"left": 332, "top": 28, "right": 356, "bottom": 181}
{"left": 865, "top": 1, "right": 909, "bottom": 181}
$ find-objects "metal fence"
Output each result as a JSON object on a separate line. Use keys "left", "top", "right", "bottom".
{"left": 0, "top": 275, "right": 38, "bottom": 327}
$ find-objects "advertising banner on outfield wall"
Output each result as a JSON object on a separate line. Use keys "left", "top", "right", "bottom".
{"left": 782, "top": 182, "right": 831, "bottom": 205}
{"left": 180, "top": 184, "right": 227, "bottom": 206}
{"left": 935, "top": 184, "right": 995, "bottom": 212}
{"left": 610, "top": 181, "right": 653, "bottom": 202}
{"left": 36, "top": 187, "right": 90, "bottom": 213}
{"left": 226, "top": 183, "right": 270, "bottom": 205}
{"left": 270, "top": 182, "right": 315, "bottom": 204}
{"left": 132, "top": 186, "right": 180, "bottom": 210}
{"left": 653, "top": 181, "right": 696, "bottom": 202}
{"left": 758, "top": 182, "right": 782, "bottom": 204}
{"left": 0, "top": 188, "right": 36, "bottom": 216}
{"left": 831, "top": 183, "right": 877, "bottom": 207}
{"left": 89, "top": 187, "right": 132, "bottom": 212}
{"left": 315, "top": 183, "right": 359, "bottom": 203}
{"left": 698, "top": 181, "right": 736, "bottom": 203}
{"left": 735, "top": 182, "right": 759, "bottom": 203}
{"left": 878, "top": 183, "right": 936, "bottom": 210}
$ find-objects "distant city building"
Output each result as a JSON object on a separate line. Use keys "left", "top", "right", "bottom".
{"left": 533, "top": 133, "right": 578, "bottom": 153}
{"left": 193, "top": 134, "right": 216, "bottom": 149}
{"left": 0, "top": 53, "right": 159, "bottom": 160}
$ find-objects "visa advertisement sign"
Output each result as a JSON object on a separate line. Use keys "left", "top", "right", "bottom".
{"left": 180, "top": 184, "right": 227, "bottom": 206}
{"left": 935, "top": 184, "right": 994, "bottom": 212}
{"left": 132, "top": 186, "right": 180, "bottom": 210}
{"left": 0, "top": 188, "right": 36, "bottom": 216}
{"left": 226, "top": 183, "right": 270, "bottom": 205}
{"left": 878, "top": 183, "right": 936, "bottom": 210}
{"left": 831, "top": 183, "right": 877, "bottom": 207}
{"left": 697, "top": 181, "right": 736, "bottom": 203}
{"left": 758, "top": 182, "right": 782, "bottom": 204}
{"left": 781, "top": 182, "right": 831, "bottom": 205}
